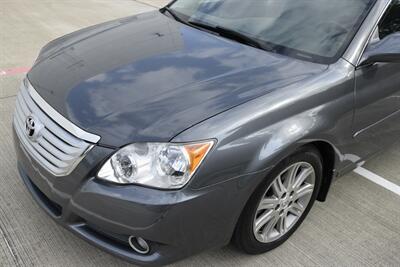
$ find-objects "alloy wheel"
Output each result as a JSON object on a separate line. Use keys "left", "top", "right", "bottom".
{"left": 253, "top": 162, "right": 316, "bottom": 243}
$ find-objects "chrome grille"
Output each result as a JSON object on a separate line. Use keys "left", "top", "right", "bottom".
{"left": 13, "top": 79, "right": 100, "bottom": 176}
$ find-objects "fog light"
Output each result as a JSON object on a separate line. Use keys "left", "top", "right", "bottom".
{"left": 128, "top": 236, "right": 150, "bottom": 254}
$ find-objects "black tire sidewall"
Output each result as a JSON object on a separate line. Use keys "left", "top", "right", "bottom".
{"left": 234, "top": 146, "right": 323, "bottom": 254}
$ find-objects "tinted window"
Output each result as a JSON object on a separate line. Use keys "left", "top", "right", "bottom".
{"left": 169, "top": 0, "right": 376, "bottom": 64}
{"left": 379, "top": 0, "right": 400, "bottom": 39}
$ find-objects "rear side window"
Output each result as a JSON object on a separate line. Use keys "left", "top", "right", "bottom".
{"left": 379, "top": 0, "right": 400, "bottom": 39}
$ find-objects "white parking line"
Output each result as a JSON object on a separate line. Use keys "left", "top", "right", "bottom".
{"left": 354, "top": 167, "right": 400, "bottom": 196}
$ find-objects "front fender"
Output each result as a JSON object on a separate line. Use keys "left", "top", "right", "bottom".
{"left": 172, "top": 59, "right": 356, "bottom": 190}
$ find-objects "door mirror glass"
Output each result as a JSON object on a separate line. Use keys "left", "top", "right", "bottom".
{"left": 359, "top": 32, "right": 400, "bottom": 66}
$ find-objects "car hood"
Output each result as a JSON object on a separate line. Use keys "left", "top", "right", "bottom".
{"left": 28, "top": 11, "right": 327, "bottom": 147}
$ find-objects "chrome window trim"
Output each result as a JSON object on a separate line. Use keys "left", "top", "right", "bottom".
{"left": 343, "top": 0, "right": 391, "bottom": 66}
{"left": 26, "top": 79, "right": 101, "bottom": 144}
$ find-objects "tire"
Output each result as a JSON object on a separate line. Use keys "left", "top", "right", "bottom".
{"left": 233, "top": 145, "right": 323, "bottom": 254}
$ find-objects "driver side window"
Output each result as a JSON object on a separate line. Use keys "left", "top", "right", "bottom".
{"left": 379, "top": 0, "right": 400, "bottom": 39}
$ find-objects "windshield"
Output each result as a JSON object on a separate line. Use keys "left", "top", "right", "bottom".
{"left": 167, "top": 0, "right": 376, "bottom": 64}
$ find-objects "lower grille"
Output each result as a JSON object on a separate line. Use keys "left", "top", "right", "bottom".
{"left": 24, "top": 173, "right": 62, "bottom": 217}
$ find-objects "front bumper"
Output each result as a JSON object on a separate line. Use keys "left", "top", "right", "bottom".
{"left": 13, "top": 127, "right": 265, "bottom": 266}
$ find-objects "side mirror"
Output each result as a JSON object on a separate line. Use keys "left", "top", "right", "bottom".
{"left": 359, "top": 32, "right": 400, "bottom": 67}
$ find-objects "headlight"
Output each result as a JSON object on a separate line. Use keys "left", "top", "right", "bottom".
{"left": 97, "top": 141, "right": 214, "bottom": 189}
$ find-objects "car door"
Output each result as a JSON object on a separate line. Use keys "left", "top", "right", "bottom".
{"left": 353, "top": 0, "right": 400, "bottom": 157}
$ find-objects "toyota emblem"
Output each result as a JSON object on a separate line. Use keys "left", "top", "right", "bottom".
{"left": 25, "top": 115, "right": 43, "bottom": 142}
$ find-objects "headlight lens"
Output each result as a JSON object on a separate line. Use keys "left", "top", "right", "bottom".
{"left": 97, "top": 141, "right": 214, "bottom": 189}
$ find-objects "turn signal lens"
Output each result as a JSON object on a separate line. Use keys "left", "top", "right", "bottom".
{"left": 184, "top": 142, "right": 214, "bottom": 173}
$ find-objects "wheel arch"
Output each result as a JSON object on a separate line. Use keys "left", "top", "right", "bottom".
{"left": 306, "top": 141, "right": 336, "bottom": 202}
{"left": 261, "top": 140, "right": 337, "bottom": 202}
{"left": 246, "top": 139, "right": 338, "bottom": 203}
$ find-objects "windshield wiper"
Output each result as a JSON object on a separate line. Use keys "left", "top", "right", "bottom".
{"left": 162, "top": 7, "right": 186, "bottom": 24}
{"left": 161, "top": 10, "right": 267, "bottom": 51}
{"left": 188, "top": 20, "right": 265, "bottom": 50}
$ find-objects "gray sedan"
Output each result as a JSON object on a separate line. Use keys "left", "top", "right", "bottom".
{"left": 12, "top": 0, "right": 400, "bottom": 265}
